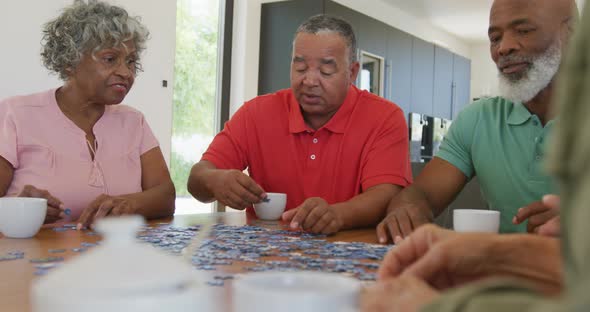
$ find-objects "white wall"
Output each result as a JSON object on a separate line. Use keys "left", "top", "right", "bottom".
{"left": 230, "top": 0, "right": 473, "bottom": 115}
{"left": 0, "top": 0, "right": 176, "bottom": 165}
{"left": 469, "top": 42, "right": 498, "bottom": 99}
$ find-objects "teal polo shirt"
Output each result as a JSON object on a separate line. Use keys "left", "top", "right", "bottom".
{"left": 436, "top": 97, "right": 556, "bottom": 233}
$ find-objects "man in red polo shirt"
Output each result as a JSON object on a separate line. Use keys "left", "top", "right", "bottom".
{"left": 188, "top": 15, "right": 411, "bottom": 234}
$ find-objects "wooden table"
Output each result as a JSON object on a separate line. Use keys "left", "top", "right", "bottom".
{"left": 0, "top": 212, "right": 380, "bottom": 312}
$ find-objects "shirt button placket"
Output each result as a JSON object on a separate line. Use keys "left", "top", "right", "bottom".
{"left": 308, "top": 134, "right": 320, "bottom": 168}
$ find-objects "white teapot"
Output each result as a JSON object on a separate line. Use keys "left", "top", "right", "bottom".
{"left": 32, "top": 216, "right": 214, "bottom": 312}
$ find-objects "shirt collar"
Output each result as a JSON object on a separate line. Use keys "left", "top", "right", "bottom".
{"left": 507, "top": 100, "right": 533, "bottom": 125}
{"left": 288, "top": 85, "right": 359, "bottom": 134}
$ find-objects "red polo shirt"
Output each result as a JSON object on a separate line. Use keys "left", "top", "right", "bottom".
{"left": 202, "top": 85, "right": 412, "bottom": 211}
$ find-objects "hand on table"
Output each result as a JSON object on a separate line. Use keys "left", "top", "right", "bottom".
{"left": 281, "top": 197, "right": 343, "bottom": 235}
{"left": 513, "top": 194, "right": 560, "bottom": 236}
{"left": 76, "top": 194, "right": 138, "bottom": 230}
{"left": 361, "top": 274, "right": 440, "bottom": 312}
{"left": 208, "top": 169, "right": 266, "bottom": 210}
{"left": 378, "top": 224, "right": 504, "bottom": 290}
{"left": 17, "top": 184, "right": 65, "bottom": 224}
{"left": 376, "top": 198, "right": 433, "bottom": 244}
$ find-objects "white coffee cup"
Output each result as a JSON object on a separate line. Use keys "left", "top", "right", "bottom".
{"left": 233, "top": 271, "right": 360, "bottom": 312}
{"left": 0, "top": 198, "right": 47, "bottom": 238}
{"left": 453, "top": 209, "right": 500, "bottom": 233}
{"left": 253, "top": 193, "right": 287, "bottom": 220}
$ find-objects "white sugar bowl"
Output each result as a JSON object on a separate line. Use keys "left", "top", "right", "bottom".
{"left": 31, "top": 216, "right": 215, "bottom": 312}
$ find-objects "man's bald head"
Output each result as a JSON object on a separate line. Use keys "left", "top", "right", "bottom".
{"left": 490, "top": 0, "right": 577, "bottom": 42}
{"left": 488, "top": 0, "right": 578, "bottom": 103}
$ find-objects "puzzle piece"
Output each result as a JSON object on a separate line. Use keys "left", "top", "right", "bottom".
{"left": 30, "top": 257, "right": 64, "bottom": 264}
{"left": 134, "top": 223, "right": 392, "bottom": 287}
{"left": 48, "top": 249, "right": 67, "bottom": 254}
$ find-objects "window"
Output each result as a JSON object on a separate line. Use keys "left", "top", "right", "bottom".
{"left": 171, "top": 0, "right": 222, "bottom": 214}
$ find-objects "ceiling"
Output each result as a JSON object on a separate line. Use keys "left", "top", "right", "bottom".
{"left": 381, "top": 0, "right": 586, "bottom": 43}
{"left": 381, "top": 0, "right": 494, "bottom": 42}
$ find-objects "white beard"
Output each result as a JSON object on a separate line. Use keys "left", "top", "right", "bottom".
{"left": 498, "top": 43, "right": 562, "bottom": 104}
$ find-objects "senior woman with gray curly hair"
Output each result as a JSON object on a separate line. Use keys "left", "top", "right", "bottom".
{"left": 0, "top": 0, "right": 175, "bottom": 229}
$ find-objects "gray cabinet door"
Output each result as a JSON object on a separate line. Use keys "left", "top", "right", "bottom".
{"left": 325, "top": 1, "right": 361, "bottom": 40}
{"left": 386, "top": 29, "right": 413, "bottom": 118}
{"left": 358, "top": 17, "right": 388, "bottom": 58}
{"left": 452, "top": 54, "right": 472, "bottom": 118}
{"left": 258, "top": 0, "right": 324, "bottom": 95}
{"left": 411, "top": 38, "right": 435, "bottom": 116}
{"left": 433, "top": 46, "right": 454, "bottom": 119}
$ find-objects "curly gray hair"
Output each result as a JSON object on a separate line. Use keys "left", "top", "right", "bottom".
{"left": 41, "top": 0, "right": 149, "bottom": 80}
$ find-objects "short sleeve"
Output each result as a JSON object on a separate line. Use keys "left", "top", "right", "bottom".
{"left": 435, "top": 102, "right": 480, "bottom": 179}
{"left": 421, "top": 278, "right": 560, "bottom": 312}
{"left": 201, "top": 102, "right": 250, "bottom": 170}
{"left": 361, "top": 107, "right": 413, "bottom": 190}
{"left": 139, "top": 113, "right": 159, "bottom": 155}
{"left": 0, "top": 101, "right": 19, "bottom": 168}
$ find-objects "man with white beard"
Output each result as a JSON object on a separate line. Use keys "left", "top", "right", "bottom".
{"left": 376, "top": 0, "right": 577, "bottom": 241}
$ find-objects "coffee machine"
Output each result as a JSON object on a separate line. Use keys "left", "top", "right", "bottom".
{"left": 433, "top": 117, "right": 453, "bottom": 156}
{"left": 409, "top": 113, "right": 434, "bottom": 163}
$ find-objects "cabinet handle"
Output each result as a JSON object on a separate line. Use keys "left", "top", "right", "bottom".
{"left": 386, "top": 60, "right": 392, "bottom": 100}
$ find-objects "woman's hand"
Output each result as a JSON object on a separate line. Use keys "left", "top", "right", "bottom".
{"left": 77, "top": 194, "right": 138, "bottom": 229}
{"left": 17, "top": 185, "right": 65, "bottom": 224}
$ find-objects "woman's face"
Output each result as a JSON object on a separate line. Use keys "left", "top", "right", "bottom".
{"left": 68, "top": 40, "right": 139, "bottom": 105}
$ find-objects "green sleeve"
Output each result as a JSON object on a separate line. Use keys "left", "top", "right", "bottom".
{"left": 435, "top": 101, "right": 483, "bottom": 179}
{"left": 422, "top": 278, "right": 590, "bottom": 312}
{"left": 422, "top": 279, "right": 548, "bottom": 312}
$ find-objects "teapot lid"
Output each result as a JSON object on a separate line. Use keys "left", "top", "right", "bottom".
{"left": 34, "top": 216, "right": 200, "bottom": 296}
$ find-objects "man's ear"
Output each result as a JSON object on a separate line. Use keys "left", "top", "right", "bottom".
{"left": 562, "top": 8, "right": 579, "bottom": 37}
{"left": 558, "top": 16, "right": 576, "bottom": 51}
{"left": 349, "top": 61, "right": 360, "bottom": 82}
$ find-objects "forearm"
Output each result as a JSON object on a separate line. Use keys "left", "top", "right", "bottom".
{"left": 0, "top": 156, "right": 14, "bottom": 197}
{"left": 409, "top": 157, "right": 469, "bottom": 217}
{"left": 334, "top": 184, "right": 401, "bottom": 230}
{"left": 187, "top": 161, "right": 218, "bottom": 203}
{"left": 490, "top": 235, "right": 562, "bottom": 294}
{"left": 388, "top": 184, "right": 440, "bottom": 216}
{"left": 121, "top": 180, "right": 176, "bottom": 219}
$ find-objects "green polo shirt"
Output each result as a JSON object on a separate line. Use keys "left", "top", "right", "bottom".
{"left": 436, "top": 97, "right": 556, "bottom": 233}
{"left": 420, "top": 6, "right": 590, "bottom": 309}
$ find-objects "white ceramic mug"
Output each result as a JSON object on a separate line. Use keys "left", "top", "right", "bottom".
{"left": 233, "top": 271, "right": 360, "bottom": 312}
{"left": 453, "top": 209, "right": 500, "bottom": 233}
{"left": 253, "top": 193, "right": 287, "bottom": 220}
{"left": 0, "top": 198, "right": 47, "bottom": 238}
